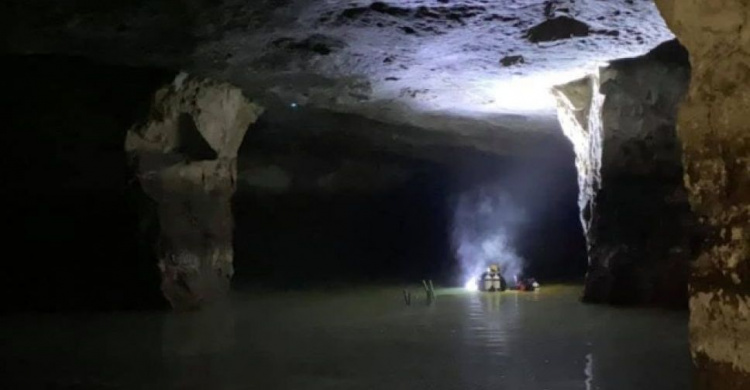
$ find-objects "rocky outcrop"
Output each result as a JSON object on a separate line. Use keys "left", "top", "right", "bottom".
{"left": 553, "top": 40, "right": 696, "bottom": 307}
{"left": 126, "top": 73, "right": 263, "bottom": 310}
{"left": 525, "top": 16, "right": 591, "bottom": 43}
{"left": 654, "top": 2, "right": 750, "bottom": 388}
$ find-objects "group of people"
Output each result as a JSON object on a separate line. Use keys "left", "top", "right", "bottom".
{"left": 479, "top": 264, "right": 539, "bottom": 292}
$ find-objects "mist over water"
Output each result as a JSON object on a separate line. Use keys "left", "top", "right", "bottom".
{"left": 452, "top": 183, "right": 528, "bottom": 285}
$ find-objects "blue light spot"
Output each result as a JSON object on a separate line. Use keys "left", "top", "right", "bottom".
{"left": 290, "top": 102, "right": 298, "bottom": 109}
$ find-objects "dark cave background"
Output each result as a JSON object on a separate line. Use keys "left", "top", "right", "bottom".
{"left": 232, "top": 112, "right": 586, "bottom": 289}
{"left": 2, "top": 55, "right": 173, "bottom": 311}
{"left": 3, "top": 54, "right": 586, "bottom": 311}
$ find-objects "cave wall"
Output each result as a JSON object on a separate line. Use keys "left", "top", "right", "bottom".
{"left": 2, "top": 55, "right": 173, "bottom": 311}
{"left": 654, "top": 2, "right": 750, "bottom": 388}
{"left": 553, "top": 40, "right": 696, "bottom": 307}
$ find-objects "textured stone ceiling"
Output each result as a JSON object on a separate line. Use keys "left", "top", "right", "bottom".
{"left": 5, "top": 0, "right": 673, "bottom": 148}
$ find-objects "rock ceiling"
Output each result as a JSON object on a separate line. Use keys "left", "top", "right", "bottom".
{"left": 5, "top": 0, "right": 674, "bottom": 149}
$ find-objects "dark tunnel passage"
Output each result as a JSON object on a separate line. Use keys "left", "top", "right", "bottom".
{"left": 231, "top": 112, "right": 587, "bottom": 290}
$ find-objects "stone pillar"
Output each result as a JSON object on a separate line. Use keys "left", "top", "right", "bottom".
{"left": 653, "top": 2, "right": 750, "bottom": 388}
{"left": 126, "top": 73, "right": 263, "bottom": 310}
{"left": 553, "top": 40, "right": 697, "bottom": 307}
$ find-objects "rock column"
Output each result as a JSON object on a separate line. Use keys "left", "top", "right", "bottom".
{"left": 126, "top": 73, "right": 263, "bottom": 310}
{"left": 553, "top": 40, "right": 697, "bottom": 307}
{"left": 654, "top": 2, "right": 750, "bottom": 388}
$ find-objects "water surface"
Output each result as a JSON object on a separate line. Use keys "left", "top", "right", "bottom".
{"left": 0, "top": 286, "right": 690, "bottom": 389}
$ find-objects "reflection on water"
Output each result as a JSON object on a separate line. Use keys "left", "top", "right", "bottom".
{"left": 585, "top": 353, "right": 594, "bottom": 390}
{"left": 161, "top": 303, "right": 237, "bottom": 388}
{"left": 0, "top": 286, "right": 689, "bottom": 389}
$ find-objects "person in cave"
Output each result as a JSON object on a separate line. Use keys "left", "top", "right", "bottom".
{"left": 480, "top": 264, "right": 507, "bottom": 292}
{"left": 515, "top": 275, "right": 540, "bottom": 292}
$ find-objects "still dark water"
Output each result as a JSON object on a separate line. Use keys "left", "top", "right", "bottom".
{"left": 1, "top": 286, "right": 690, "bottom": 389}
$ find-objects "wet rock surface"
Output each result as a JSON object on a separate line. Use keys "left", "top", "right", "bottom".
{"left": 126, "top": 74, "right": 263, "bottom": 310}
{"left": 655, "top": 1, "right": 750, "bottom": 387}
{"left": 554, "top": 40, "right": 696, "bottom": 308}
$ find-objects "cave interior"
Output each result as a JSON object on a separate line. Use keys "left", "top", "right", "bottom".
{"left": 1, "top": 0, "right": 748, "bottom": 389}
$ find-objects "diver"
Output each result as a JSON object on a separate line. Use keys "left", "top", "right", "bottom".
{"left": 515, "top": 275, "right": 540, "bottom": 292}
{"left": 480, "top": 264, "right": 507, "bottom": 292}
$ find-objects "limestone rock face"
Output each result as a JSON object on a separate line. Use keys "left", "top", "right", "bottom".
{"left": 126, "top": 74, "right": 263, "bottom": 310}
{"left": 654, "top": 2, "right": 750, "bottom": 388}
{"left": 553, "top": 40, "right": 696, "bottom": 307}
{"left": 3, "top": 0, "right": 673, "bottom": 139}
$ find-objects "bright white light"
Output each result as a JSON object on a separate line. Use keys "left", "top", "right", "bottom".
{"left": 388, "top": 68, "right": 591, "bottom": 117}
{"left": 464, "top": 277, "right": 478, "bottom": 292}
{"left": 484, "top": 69, "right": 590, "bottom": 113}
